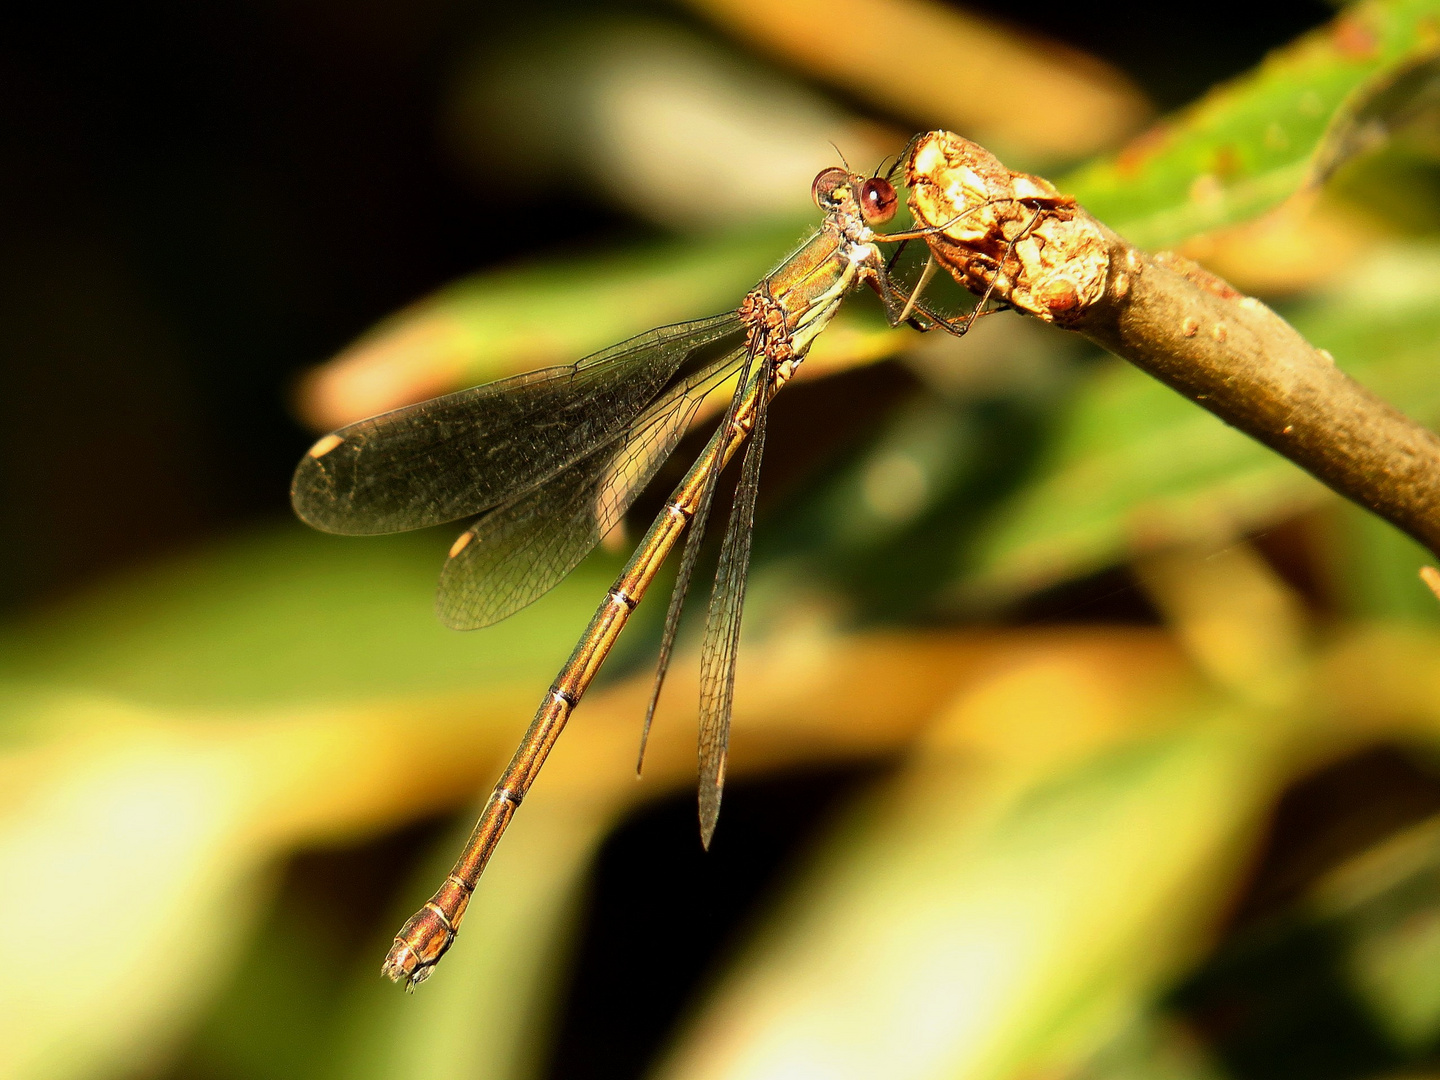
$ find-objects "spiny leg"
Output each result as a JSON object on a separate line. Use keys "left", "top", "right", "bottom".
{"left": 897, "top": 252, "right": 938, "bottom": 324}
{"left": 871, "top": 248, "right": 983, "bottom": 337}
{"left": 870, "top": 201, "right": 1046, "bottom": 338}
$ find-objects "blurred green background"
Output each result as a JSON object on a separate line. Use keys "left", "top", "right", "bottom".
{"left": 9, "top": 1, "right": 1440, "bottom": 1078}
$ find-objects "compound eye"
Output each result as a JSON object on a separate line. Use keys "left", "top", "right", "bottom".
{"left": 811, "top": 166, "right": 849, "bottom": 208}
{"left": 859, "top": 177, "right": 898, "bottom": 224}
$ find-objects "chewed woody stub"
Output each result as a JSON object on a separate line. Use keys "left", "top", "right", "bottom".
{"left": 905, "top": 130, "right": 1110, "bottom": 325}
{"left": 902, "top": 131, "right": 1440, "bottom": 577}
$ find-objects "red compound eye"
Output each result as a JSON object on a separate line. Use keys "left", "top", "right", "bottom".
{"left": 811, "top": 166, "right": 849, "bottom": 208}
{"left": 859, "top": 177, "right": 898, "bottom": 224}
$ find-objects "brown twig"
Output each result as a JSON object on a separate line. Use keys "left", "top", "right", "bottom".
{"left": 904, "top": 130, "right": 1440, "bottom": 560}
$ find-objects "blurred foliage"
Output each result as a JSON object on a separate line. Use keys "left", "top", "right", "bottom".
{"left": 1064, "top": 0, "right": 1440, "bottom": 249}
{"left": 10, "top": 2, "right": 1440, "bottom": 1080}
{"left": 956, "top": 244, "right": 1440, "bottom": 607}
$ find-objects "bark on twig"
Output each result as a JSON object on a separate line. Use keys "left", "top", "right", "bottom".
{"left": 905, "top": 130, "right": 1440, "bottom": 559}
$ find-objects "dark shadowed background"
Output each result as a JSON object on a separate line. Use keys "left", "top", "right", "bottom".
{"left": 13, "top": 3, "right": 1440, "bottom": 1080}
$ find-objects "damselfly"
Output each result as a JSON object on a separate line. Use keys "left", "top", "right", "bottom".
{"left": 292, "top": 158, "right": 980, "bottom": 988}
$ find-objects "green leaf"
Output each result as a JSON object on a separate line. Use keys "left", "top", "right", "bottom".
{"left": 0, "top": 525, "right": 624, "bottom": 715}
{"left": 1061, "top": 0, "right": 1440, "bottom": 249}
{"left": 656, "top": 679, "right": 1286, "bottom": 1080}
{"left": 1331, "top": 499, "right": 1440, "bottom": 622}
{"left": 1322, "top": 816, "right": 1440, "bottom": 1052}
{"left": 319, "top": 221, "right": 802, "bottom": 402}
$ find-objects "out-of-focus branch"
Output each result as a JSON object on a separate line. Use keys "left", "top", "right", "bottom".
{"left": 683, "top": 0, "right": 1149, "bottom": 161}
{"left": 906, "top": 130, "right": 1440, "bottom": 560}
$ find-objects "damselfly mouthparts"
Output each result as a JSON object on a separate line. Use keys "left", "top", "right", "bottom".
{"left": 292, "top": 158, "right": 983, "bottom": 989}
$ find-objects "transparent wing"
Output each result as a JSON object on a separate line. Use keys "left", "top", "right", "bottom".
{"left": 697, "top": 355, "right": 773, "bottom": 848}
{"left": 637, "top": 345, "right": 757, "bottom": 772}
{"left": 292, "top": 314, "right": 746, "bottom": 535}
{"left": 435, "top": 340, "right": 750, "bottom": 630}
